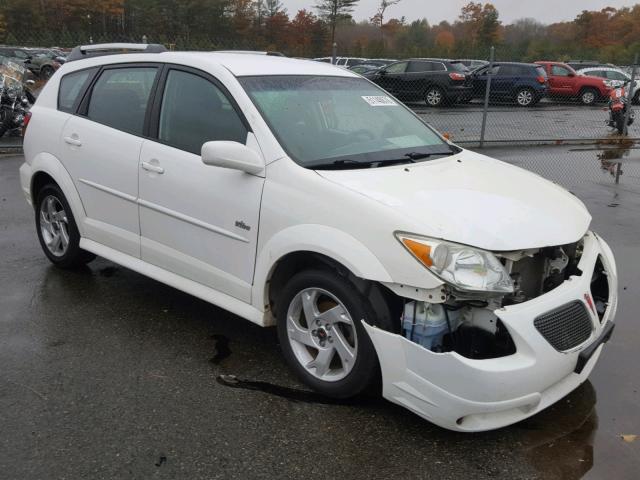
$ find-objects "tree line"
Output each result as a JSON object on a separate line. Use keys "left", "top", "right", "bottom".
{"left": 2, "top": 1, "right": 640, "bottom": 63}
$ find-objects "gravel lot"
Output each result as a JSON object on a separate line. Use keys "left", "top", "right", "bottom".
{"left": 1, "top": 149, "right": 639, "bottom": 479}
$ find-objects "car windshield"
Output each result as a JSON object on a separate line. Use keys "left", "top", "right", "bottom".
{"left": 239, "top": 75, "right": 449, "bottom": 168}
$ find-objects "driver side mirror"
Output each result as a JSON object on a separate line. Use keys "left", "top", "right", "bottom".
{"left": 568, "top": 72, "right": 575, "bottom": 77}
{"left": 201, "top": 141, "right": 264, "bottom": 175}
{"left": 378, "top": 69, "right": 387, "bottom": 76}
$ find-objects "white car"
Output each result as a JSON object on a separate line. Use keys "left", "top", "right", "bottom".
{"left": 577, "top": 66, "right": 640, "bottom": 103}
{"left": 19, "top": 44, "right": 618, "bottom": 432}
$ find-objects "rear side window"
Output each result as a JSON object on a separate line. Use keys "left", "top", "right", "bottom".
{"left": 407, "top": 61, "right": 431, "bottom": 73}
{"left": 87, "top": 67, "right": 157, "bottom": 136}
{"left": 58, "top": 68, "right": 96, "bottom": 113}
{"left": 535, "top": 66, "right": 547, "bottom": 79}
{"left": 385, "top": 62, "right": 408, "bottom": 74}
{"left": 158, "top": 69, "right": 247, "bottom": 155}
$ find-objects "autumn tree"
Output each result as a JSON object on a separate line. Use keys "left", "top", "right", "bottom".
{"left": 370, "top": 0, "right": 401, "bottom": 50}
{"left": 315, "top": 0, "right": 359, "bottom": 45}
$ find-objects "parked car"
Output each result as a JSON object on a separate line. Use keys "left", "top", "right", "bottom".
{"left": 535, "top": 61, "right": 611, "bottom": 105}
{"left": 26, "top": 48, "right": 65, "bottom": 77}
{"left": 566, "top": 60, "right": 614, "bottom": 71}
{"left": 0, "top": 46, "right": 61, "bottom": 79}
{"left": 466, "top": 62, "right": 548, "bottom": 107}
{"left": 366, "top": 58, "right": 472, "bottom": 107}
{"left": 349, "top": 64, "right": 382, "bottom": 75}
{"left": 455, "top": 58, "right": 489, "bottom": 69}
{"left": 577, "top": 66, "right": 640, "bottom": 104}
{"left": 20, "top": 44, "right": 618, "bottom": 432}
{"left": 334, "top": 57, "right": 367, "bottom": 68}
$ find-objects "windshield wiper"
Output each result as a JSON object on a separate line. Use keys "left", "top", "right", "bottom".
{"left": 310, "top": 148, "right": 460, "bottom": 170}
{"left": 311, "top": 158, "right": 416, "bottom": 170}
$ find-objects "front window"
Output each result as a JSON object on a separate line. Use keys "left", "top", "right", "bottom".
{"left": 240, "top": 75, "right": 450, "bottom": 168}
{"left": 551, "top": 65, "right": 571, "bottom": 76}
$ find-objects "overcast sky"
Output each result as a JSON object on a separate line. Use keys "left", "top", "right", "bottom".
{"left": 281, "top": 0, "right": 640, "bottom": 24}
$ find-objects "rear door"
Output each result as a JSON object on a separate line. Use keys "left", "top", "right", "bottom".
{"left": 138, "top": 66, "right": 264, "bottom": 302}
{"left": 61, "top": 64, "right": 160, "bottom": 257}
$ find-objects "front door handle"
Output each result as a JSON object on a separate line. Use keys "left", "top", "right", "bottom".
{"left": 141, "top": 161, "right": 164, "bottom": 174}
{"left": 63, "top": 136, "right": 82, "bottom": 147}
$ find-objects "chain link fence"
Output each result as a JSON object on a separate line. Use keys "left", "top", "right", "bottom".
{"left": 2, "top": 35, "right": 640, "bottom": 191}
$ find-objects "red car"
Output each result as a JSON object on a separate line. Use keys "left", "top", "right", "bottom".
{"left": 535, "top": 61, "right": 611, "bottom": 105}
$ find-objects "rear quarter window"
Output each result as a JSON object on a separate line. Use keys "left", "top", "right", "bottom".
{"left": 58, "top": 68, "right": 97, "bottom": 113}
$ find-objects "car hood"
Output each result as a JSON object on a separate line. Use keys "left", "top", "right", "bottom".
{"left": 316, "top": 150, "right": 591, "bottom": 251}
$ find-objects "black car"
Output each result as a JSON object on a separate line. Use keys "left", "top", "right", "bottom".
{"left": 466, "top": 62, "right": 548, "bottom": 107}
{"left": 366, "top": 58, "right": 472, "bottom": 107}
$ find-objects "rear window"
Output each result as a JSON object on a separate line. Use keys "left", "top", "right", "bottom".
{"left": 448, "top": 62, "right": 468, "bottom": 72}
{"left": 58, "top": 68, "right": 96, "bottom": 113}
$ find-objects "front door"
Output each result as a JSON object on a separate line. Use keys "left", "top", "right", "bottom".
{"left": 138, "top": 67, "right": 264, "bottom": 302}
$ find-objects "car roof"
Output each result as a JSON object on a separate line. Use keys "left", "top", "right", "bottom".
{"left": 491, "top": 61, "right": 540, "bottom": 67}
{"left": 578, "top": 66, "right": 621, "bottom": 72}
{"left": 63, "top": 51, "right": 359, "bottom": 78}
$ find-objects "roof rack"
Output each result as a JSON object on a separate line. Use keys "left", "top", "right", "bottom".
{"left": 66, "top": 43, "right": 167, "bottom": 62}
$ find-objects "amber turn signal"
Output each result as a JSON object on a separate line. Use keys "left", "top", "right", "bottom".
{"left": 401, "top": 238, "right": 433, "bottom": 267}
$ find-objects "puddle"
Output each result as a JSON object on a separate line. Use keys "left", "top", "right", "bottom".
{"left": 210, "top": 334, "right": 231, "bottom": 365}
{"left": 216, "top": 375, "right": 349, "bottom": 405}
{"left": 518, "top": 382, "right": 598, "bottom": 480}
{"left": 596, "top": 135, "right": 633, "bottom": 178}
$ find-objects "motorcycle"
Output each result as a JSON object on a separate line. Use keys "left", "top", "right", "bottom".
{"left": 607, "top": 83, "right": 635, "bottom": 135}
{"left": 0, "top": 59, "right": 35, "bottom": 138}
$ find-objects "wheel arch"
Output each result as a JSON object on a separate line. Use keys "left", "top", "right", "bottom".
{"left": 252, "top": 225, "right": 394, "bottom": 325}
{"left": 28, "top": 152, "right": 87, "bottom": 235}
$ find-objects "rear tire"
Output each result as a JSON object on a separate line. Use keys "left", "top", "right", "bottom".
{"left": 35, "top": 184, "right": 95, "bottom": 268}
{"left": 580, "top": 88, "right": 598, "bottom": 106}
{"left": 514, "top": 87, "right": 535, "bottom": 107}
{"left": 424, "top": 86, "right": 445, "bottom": 107}
{"left": 276, "top": 269, "right": 391, "bottom": 399}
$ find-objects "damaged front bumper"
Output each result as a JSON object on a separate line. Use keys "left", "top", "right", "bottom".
{"left": 364, "top": 232, "right": 617, "bottom": 432}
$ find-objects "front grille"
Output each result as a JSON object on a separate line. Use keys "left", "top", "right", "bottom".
{"left": 534, "top": 301, "right": 593, "bottom": 351}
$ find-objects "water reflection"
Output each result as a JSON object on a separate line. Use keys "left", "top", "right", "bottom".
{"left": 518, "top": 382, "right": 597, "bottom": 479}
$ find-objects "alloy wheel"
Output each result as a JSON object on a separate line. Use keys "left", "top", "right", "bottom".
{"left": 426, "top": 88, "right": 443, "bottom": 106}
{"left": 39, "top": 195, "right": 70, "bottom": 257}
{"left": 517, "top": 89, "right": 533, "bottom": 106}
{"left": 582, "top": 91, "right": 596, "bottom": 105}
{"left": 285, "top": 288, "right": 358, "bottom": 382}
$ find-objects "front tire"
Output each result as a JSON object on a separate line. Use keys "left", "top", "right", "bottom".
{"left": 276, "top": 269, "right": 388, "bottom": 399}
{"left": 35, "top": 184, "right": 95, "bottom": 268}
{"left": 40, "top": 65, "right": 54, "bottom": 80}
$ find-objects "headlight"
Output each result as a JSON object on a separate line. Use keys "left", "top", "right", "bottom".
{"left": 396, "top": 233, "right": 514, "bottom": 293}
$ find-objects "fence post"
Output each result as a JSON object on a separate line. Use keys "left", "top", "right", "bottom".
{"left": 332, "top": 43, "right": 337, "bottom": 65}
{"left": 618, "top": 52, "right": 638, "bottom": 183}
{"left": 479, "top": 46, "right": 495, "bottom": 148}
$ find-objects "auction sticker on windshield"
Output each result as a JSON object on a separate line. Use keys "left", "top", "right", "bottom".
{"left": 362, "top": 95, "right": 398, "bottom": 107}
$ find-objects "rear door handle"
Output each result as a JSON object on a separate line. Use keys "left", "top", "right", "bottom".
{"left": 141, "top": 161, "right": 164, "bottom": 174}
{"left": 63, "top": 136, "right": 82, "bottom": 147}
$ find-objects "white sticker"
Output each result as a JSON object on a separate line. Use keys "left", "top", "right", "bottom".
{"left": 362, "top": 95, "right": 398, "bottom": 107}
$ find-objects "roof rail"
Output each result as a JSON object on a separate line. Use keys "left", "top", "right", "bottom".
{"left": 66, "top": 43, "right": 167, "bottom": 62}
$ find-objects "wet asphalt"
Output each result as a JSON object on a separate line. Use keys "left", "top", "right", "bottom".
{"left": 1, "top": 150, "right": 639, "bottom": 479}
